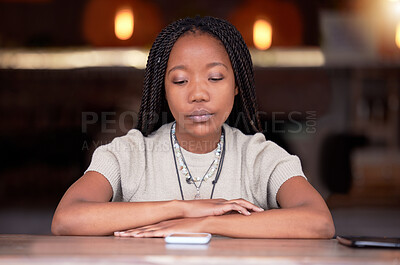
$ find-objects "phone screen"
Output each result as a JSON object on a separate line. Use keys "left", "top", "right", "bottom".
{"left": 165, "top": 233, "right": 212, "bottom": 244}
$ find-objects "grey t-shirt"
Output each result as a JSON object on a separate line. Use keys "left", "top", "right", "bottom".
{"left": 85, "top": 122, "right": 306, "bottom": 209}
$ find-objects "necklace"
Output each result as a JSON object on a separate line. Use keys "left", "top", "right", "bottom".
{"left": 170, "top": 122, "right": 226, "bottom": 200}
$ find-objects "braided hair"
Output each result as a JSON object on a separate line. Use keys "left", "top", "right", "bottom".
{"left": 136, "top": 16, "right": 262, "bottom": 136}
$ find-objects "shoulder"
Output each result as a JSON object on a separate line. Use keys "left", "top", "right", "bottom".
{"left": 97, "top": 129, "right": 144, "bottom": 156}
{"left": 97, "top": 122, "right": 172, "bottom": 156}
{"left": 224, "top": 123, "right": 290, "bottom": 159}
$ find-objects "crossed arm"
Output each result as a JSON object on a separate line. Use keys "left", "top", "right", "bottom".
{"left": 51, "top": 171, "right": 335, "bottom": 238}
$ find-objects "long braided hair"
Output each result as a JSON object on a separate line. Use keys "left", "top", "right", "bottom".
{"left": 136, "top": 16, "right": 262, "bottom": 136}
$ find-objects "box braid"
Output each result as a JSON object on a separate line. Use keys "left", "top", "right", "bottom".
{"left": 136, "top": 16, "right": 262, "bottom": 136}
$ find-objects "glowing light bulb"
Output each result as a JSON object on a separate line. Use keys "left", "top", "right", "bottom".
{"left": 115, "top": 7, "right": 134, "bottom": 40}
{"left": 253, "top": 19, "right": 272, "bottom": 50}
{"left": 396, "top": 22, "right": 400, "bottom": 49}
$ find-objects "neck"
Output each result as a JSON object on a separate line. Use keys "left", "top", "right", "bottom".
{"left": 175, "top": 125, "right": 222, "bottom": 154}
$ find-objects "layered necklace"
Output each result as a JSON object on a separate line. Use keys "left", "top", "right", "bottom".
{"left": 170, "top": 122, "right": 225, "bottom": 200}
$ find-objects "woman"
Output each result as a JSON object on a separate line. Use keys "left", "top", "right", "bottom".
{"left": 51, "top": 16, "right": 335, "bottom": 238}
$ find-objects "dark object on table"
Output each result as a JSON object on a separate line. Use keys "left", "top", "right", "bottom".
{"left": 337, "top": 236, "right": 400, "bottom": 248}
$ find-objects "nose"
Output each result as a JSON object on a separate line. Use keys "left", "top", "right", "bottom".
{"left": 188, "top": 79, "right": 210, "bottom": 103}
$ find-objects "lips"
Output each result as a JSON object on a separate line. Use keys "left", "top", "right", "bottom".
{"left": 187, "top": 109, "right": 214, "bottom": 122}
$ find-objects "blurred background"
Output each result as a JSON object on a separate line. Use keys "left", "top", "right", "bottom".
{"left": 0, "top": 0, "right": 399, "bottom": 236}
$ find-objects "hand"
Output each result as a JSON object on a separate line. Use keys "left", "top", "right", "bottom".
{"left": 114, "top": 217, "right": 205, "bottom": 238}
{"left": 181, "top": 198, "right": 264, "bottom": 218}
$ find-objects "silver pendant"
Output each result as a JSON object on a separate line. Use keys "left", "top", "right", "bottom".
{"left": 194, "top": 192, "right": 201, "bottom": 200}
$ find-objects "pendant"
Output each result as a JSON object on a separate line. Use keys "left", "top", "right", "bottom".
{"left": 194, "top": 191, "right": 201, "bottom": 200}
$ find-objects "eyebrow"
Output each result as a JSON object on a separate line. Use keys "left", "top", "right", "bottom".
{"left": 167, "top": 62, "right": 228, "bottom": 76}
{"left": 167, "top": 65, "right": 187, "bottom": 76}
{"left": 206, "top": 62, "right": 228, "bottom": 70}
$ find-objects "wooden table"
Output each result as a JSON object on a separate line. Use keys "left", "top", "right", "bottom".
{"left": 0, "top": 234, "right": 399, "bottom": 264}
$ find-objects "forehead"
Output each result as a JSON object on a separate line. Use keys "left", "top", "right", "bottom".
{"left": 168, "top": 32, "right": 230, "bottom": 64}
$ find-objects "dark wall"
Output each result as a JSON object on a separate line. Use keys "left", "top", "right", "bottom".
{"left": 0, "top": 67, "right": 143, "bottom": 208}
{"left": 0, "top": 0, "right": 321, "bottom": 47}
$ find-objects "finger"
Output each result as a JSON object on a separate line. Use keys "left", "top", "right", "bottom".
{"left": 115, "top": 230, "right": 140, "bottom": 237}
{"left": 234, "top": 204, "right": 251, "bottom": 215}
{"left": 228, "top": 203, "right": 252, "bottom": 216}
{"left": 232, "top": 199, "right": 262, "bottom": 211}
{"left": 120, "top": 222, "right": 163, "bottom": 234}
{"left": 134, "top": 224, "right": 159, "bottom": 231}
{"left": 114, "top": 228, "right": 138, "bottom": 236}
{"left": 114, "top": 226, "right": 154, "bottom": 237}
{"left": 212, "top": 202, "right": 249, "bottom": 216}
{"left": 230, "top": 199, "right": 264, "bottom": 212}
{"left": 134, "top": 230, "right": 166, "bottom": 238}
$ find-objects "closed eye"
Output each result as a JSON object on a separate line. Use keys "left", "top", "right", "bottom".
{"left": 209, "top": 77, "right": 224, "bottom": 82}
{"left": 173, "top": 80, "right": 187, "bottom": 85}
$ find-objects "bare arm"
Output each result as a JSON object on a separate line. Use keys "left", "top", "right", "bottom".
{"left": 51, "top": 171, "right": 263, "bottom": 236}
{"left": 51, "top": 171, "right": 182, "bottom": 236}
{"left": 205, "top": 176, "right": 335, "bottom": 238}
{"left": 117, "top": 176, "right": 335, "bottom": 239}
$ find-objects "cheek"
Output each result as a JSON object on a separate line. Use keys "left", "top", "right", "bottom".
{"left": 165, "top": 87, "right": 185, "bottom": 118}
{"left": 215, "top": 86, "right": 236, "bottom": 118}
{"left": 165, "top": 86, "right": 174, "bottom": 111}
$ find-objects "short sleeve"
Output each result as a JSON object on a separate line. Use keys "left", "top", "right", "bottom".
{"left": 84, "top": 144, "right": 122, "bottom": 201}
{"left": 240, "top": 131, "right": 306, "bottom": 210}
{"left": 83, "top": 128, "right": 147, "bottom": 202}
{"left": 267, "top": 151, "right": 306, "bottom": 209}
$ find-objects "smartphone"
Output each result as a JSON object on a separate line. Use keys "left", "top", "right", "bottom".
{"left": 165, "top": 233, "right": 212, "bottom": 244}
{"left": 337, "top": 236, "right": 400, "bottom": 248}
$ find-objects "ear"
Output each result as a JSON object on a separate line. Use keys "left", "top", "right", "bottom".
{"left": 234, "top": 86, "right": 239, "bottom": 96}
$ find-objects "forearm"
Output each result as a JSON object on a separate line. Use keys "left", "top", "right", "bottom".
{"left": 204, "top": 206, "right": 335, "bottom": 239}
{"left": 52, "top": 200, "right": 183, "bottom": 236}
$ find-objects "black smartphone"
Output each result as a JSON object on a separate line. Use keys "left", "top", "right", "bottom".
{"left": 337, "top": 236, "right": 400, "bottom": 248}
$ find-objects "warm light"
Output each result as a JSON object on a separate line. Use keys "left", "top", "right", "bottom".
{"left": 250, "top": 48, "right": 325, "bottom": 67}
{"left": 114, "top": 7, "right": 134, "bottom": 40}
{"left": 396, "top": 22, "right": 400, "bottom": 49}
{"left": 253, "top": 19, "right": 272, "bottom": 50}
{"left": 0, "top": 48, "right": 325, "bottom": 69}
{"left": 0, "top": 49, "right": 149, "bottom": 69}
